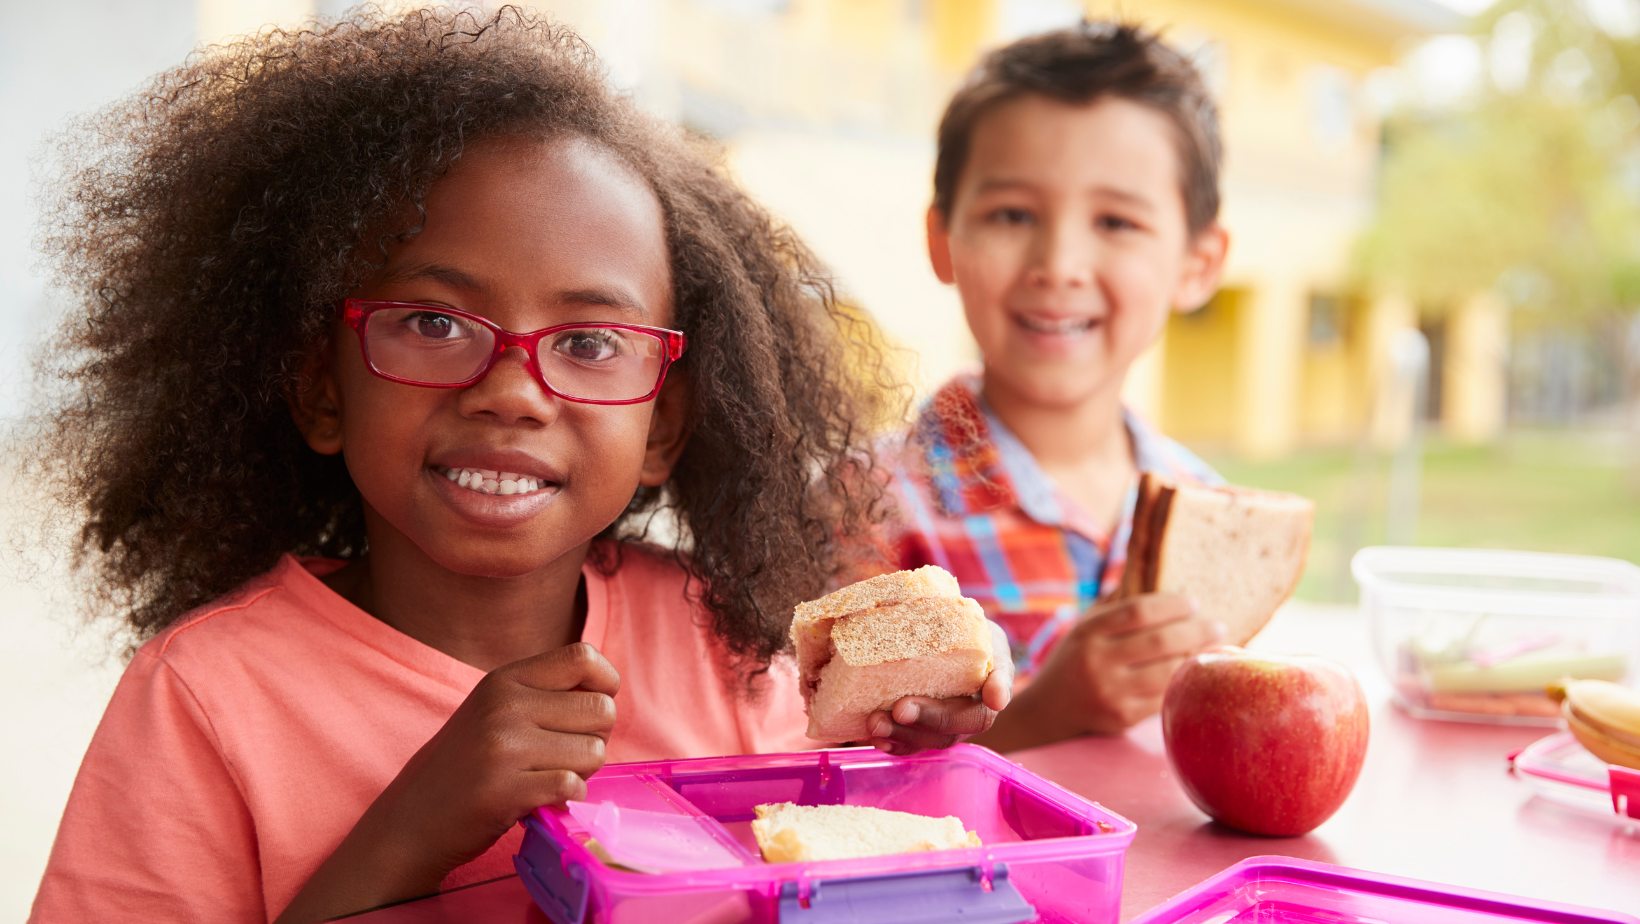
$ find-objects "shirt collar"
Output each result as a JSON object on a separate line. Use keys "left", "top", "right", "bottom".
{"left": 914, "top": 373, "right": 1182, "bottom": 527}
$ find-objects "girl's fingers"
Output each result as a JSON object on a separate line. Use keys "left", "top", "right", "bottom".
{"left": 504, "top": 642, "right": 621, "bottom": 696}
{"left": 889, "top": 695, "right": 997, "bottom": 737}
{"left": 519, "top": 768, "right": 589, "bottom": 808}
{"left": 515, "top": 689, "right": 617, "bottom": 737}
{"left": 981, "top": 667, "right": 1013, "bottom": 713}
{"left": 521, "top": 729, "right": 607, "bottom": 778}
{"left": 866, "top": 710, "right": 961, "bottom": 753}
{"left": 982, "top": 621, "right": 1014, "bottom": 712}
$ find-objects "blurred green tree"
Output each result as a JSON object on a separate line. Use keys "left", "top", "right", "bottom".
{"left": 1356, "top": 0, "right": 1640, "bottom": 318}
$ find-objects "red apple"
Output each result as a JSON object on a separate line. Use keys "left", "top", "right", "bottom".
{"left": 1161, "top": 647, "right": 1369, "bottom": 836}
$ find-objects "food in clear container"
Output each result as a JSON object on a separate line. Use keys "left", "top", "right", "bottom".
{"left": 1354, "top": 548, "right": 1640, "bottom": 725}
{"left": 1397, "top": 614, "right": 1627, "bottom": 719}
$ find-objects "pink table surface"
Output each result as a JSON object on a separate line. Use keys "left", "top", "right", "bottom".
{"left": 350, "top": 607, "right": 1640, "bottom": 922}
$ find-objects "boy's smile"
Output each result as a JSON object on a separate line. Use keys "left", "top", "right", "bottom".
{"left": 297, "top": 135, "right": 683, "bottom": 581}
{"left": 927, "top": 94, "right": 1227, "bottom": 411}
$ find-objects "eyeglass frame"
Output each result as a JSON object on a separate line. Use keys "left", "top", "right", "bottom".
{"left": 340, "top": 298, "right": 688, "bottom": 406}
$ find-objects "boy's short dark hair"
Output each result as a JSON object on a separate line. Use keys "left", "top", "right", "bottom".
{"left": 932, "top": 22, "right": 1222, "bottom": 235}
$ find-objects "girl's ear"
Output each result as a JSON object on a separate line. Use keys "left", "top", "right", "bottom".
{"left": 288, "top": 343, "right": 345, "bottom": 456}
{"left": 639, "top": 371, "right": 692, "bottom": 487}
{"left": 926, "top": 205, "right": 955, "bottom": 285}
{"left": 1172, "top": 222, "right": 1231, "bottom": 313}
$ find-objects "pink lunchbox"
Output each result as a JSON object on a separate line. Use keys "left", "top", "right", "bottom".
{"left": 1129, "top": 856, "right": 1639, "bottom": 924}
{"left": 513, "top": 743, "right": 1136, "bottom": 924}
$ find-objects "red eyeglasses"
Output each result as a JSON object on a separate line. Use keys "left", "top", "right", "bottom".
{"left": 341, "top": 300, "right": 687, "bottom": 405}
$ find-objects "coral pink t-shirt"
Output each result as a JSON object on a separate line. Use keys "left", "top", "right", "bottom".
{"left": 29, "top": 544, "right": 817, "bottom": 923}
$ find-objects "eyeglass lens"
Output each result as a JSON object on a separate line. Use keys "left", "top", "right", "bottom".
{"left": 362, "top": 307, "right": 666, "bottom": 401}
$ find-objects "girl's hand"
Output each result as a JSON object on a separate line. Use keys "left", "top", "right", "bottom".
{"left": 972, "top": 593, "right": 1225, "bottom": 752}
{"left": 274, "top": 643, "right": 619, "bottom": 924}
{"left": 864, "top": 621, "right": 1014, "bottom": 756}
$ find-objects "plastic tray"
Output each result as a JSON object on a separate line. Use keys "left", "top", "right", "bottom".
{"left": 513, "top": 744, "right": 1136, "bottom": 924}
{"left": 1510, "top": 731, "right": 1640, "bottom": 820}
{"left": 1352, "top": 547, "right": 1640, "bottom": 726}
{"left": 1129, "top": 855, "right": 1640, "bottom": 924}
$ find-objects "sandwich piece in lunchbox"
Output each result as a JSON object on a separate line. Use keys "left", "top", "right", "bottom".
{"left": 792, "top": 566, "right": 994, "bottom": 741}
{"left": 751, "top": 802, "right": 981, "bottom": 863}
{"left": 1115, "top": 473, "right": 1314, "bottom": 646}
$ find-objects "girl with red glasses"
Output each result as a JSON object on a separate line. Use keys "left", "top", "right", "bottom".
{"left": 21, "top": 9, "right": 997, "bottom": 923}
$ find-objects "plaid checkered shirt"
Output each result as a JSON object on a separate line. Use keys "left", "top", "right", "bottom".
{"left": 878, "top": 374, "right": 1222, "bottom": 685}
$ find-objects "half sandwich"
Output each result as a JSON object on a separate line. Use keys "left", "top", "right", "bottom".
{"left": 793, "top": 565, "right": 994, "bottom": 741}
{"left": 1115, "top": 473, "right": 1314, "bottom": 646}
{"left": 751, "top": 802, "right": 981, "bottom": 863}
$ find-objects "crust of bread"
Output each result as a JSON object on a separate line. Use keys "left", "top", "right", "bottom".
{"left": 792, "top": 565, "right": 961, "bottom": 628}
{"left": 1116, "top": 473, "right": 1172, "bottom": 598}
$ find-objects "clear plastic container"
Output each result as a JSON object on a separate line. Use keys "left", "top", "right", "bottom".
{"left": 1352, "top": 547, "right": 1640, "bottom": 725}
{"left": 1510, "top": 731, "right": 1640, "bottom": 821}
{"left": 1128, "top": 855, "right": 1639, "bottom": 924}
{"left": 512, "top": 744, "right": 1135, "bottom": 924}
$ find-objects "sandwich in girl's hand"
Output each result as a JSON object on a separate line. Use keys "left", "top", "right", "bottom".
{"left": 793, "top": 566, "right": 997, "bottom": 741}
{"left": 1115, "top": 473, "right": 1314, "bottom": 646}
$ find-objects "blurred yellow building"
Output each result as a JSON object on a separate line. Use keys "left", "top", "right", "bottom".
{"left": 198, "top": 0, "right": 1490, "bottom": 458}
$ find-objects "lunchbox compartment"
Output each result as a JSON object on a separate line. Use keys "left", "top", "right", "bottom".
{"left": 516, "top": 744, "right": 1136, "bottom": 924}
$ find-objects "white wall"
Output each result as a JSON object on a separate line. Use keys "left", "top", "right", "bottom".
{"left": 0, "top": 2, "right": 195, "bottom": 917}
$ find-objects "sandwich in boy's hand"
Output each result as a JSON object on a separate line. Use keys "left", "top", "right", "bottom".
{"left": 793, "top": 566, "right": 994, "bottom": 741}
{"left": 1115, "top": 473, "right": 1314, "bottom": 646}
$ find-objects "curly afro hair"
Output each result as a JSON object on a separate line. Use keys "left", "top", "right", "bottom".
{"left": 29, "top": 4, "right": 901, "bottom": 672}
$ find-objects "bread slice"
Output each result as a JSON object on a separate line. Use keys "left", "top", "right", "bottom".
{"left": 1116, "top": 473, "right": 1313, "bottom": 646}
{"left": 751, "top": 802, "right": 981, "bottom": 863}
{"left": 792, "top": 567, "right": 993, "bottom": 741}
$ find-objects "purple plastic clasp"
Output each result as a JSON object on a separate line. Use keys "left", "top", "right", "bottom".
{"left": 515, "top": 815, "right": 590, "bottom": 924}
{"left": 777, "top": 863, "right": 1034, "bottom": 924}
{"left": 1611, "top": 765, "right": 1640, "bottom": 819}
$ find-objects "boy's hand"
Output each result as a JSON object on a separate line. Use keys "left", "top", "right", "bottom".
{"left": 971, "top": 594, "right": 1225, "bottom": 752}
{"left": 275, "top": 643, "right": 618, "bottom": 923}
{"left": 865, "top": 621, "right": 1013, "bottom": 756}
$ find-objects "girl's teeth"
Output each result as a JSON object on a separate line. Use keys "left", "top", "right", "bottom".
{"left": 440, "top": 467, "right": 547, "bottom": 496}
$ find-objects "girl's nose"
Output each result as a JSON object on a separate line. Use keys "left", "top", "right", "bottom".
{"left": 455, "top": 346, "right": 560, "bottom": 426}
{"left": 1025, "top": 216, "right": 1094, "bottom": 290}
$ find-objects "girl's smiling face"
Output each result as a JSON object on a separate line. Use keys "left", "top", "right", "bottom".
{"left": 299, "top": 135, "right": 683, "bottom": 579}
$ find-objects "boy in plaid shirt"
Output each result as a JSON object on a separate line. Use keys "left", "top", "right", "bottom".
{"left": 865, "top": 24, "right": 1233, "bottom": 754}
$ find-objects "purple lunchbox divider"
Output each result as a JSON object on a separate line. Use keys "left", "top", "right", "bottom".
{"left": 1130, "top": 855, "right": 1640, "bottom": 924}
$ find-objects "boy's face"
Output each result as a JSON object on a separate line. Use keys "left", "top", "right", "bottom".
{"left": 928, "top": 94, "right": 1228, "bottom": 411}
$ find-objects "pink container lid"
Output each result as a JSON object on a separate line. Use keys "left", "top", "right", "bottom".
{"left": 1129, "top": 856, "right": 1639, "bottom": 924}
{"left": 1510, "top": 731, "right": 1640, "bottom": 820}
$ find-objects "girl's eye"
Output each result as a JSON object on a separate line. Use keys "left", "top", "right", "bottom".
{"left": 408, "top": 311, "right": 464, "bottom": 340}
{"left": 1096, "top": 214, "right": 1141, "bottom": 232}
{"left": 555, "top": 329, "right": 622, "bottom": 362}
